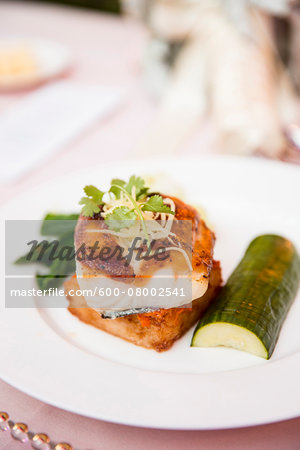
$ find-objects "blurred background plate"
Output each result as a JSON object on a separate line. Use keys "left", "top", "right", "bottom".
{"left": 0, "top": 36, "right": 72, "bottom": 90}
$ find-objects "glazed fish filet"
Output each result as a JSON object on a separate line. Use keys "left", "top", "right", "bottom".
{"left": 75, "top": 195, "right": 215, "bottom": 315}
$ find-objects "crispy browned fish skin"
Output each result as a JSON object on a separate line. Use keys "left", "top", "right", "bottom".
{"left": 75, "top": 195, "right": 215, "bottom": 281}
{"left": 65, "top": 261, "right": 222, "bottom": 352}
{"left": 75, "top": 214, "right": 135, "bottom": 279}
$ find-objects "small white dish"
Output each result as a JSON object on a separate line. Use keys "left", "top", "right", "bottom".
{"left": 0, "top": 36, "right": 72, "bottom": 90}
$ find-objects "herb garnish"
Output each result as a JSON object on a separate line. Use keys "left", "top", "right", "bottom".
{"left": 110, "top": 175, "right": 149, "bottom": 200}
{"left": 79, "top": 175, "right": 175, "bottom": 246}
{"left": 142, "top": 194, "right": 175, "bottom": 214}
{"left": 79, "top": 185, "right": 104, "bottom": 217}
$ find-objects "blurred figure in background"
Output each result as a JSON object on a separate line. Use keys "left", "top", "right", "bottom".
{"left": 2, "top": 0, "right": 300, "bottom": 162}
{"left": 125, "top": 0, "right": 300, "bottom": 160}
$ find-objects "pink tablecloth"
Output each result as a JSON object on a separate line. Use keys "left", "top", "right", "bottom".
{"left": 0, "top": 2, "right": 300, "bottom": 449}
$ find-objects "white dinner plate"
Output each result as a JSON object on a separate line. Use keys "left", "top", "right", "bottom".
{"left": 0, "top": 37, "right": 72, "bottom": 90}
{"left": 1, "top": 155, "right": 300, "bottom": 429}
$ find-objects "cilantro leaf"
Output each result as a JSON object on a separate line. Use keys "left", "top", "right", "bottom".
{"left": 142, "top": 195, "right": 174, "bottom": 214}
{"left": 84, "top": 185, "right": 104, "bottom": 203}
{"left": 111, "top": 178, "right": 126, "bottom": 186}
{"left": 105, "top": 206, "right": 137, "bottom": 231}
{"left": 79, "top": 197, "right": 100, "bottom": 217}
{"left": 79, "top": 185, "right": 104, "bottom": 217}
{"left": 109, "top": 175, "right": 149, "bottom": 200}
{"left": 126, "top": 175, "right": 148, "bottom": 199}
{"left": 136, "top": 187, "right": 149, "bottom": 200}
{"left": 109, "top": 178, "right": 126, "bottom": 199}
